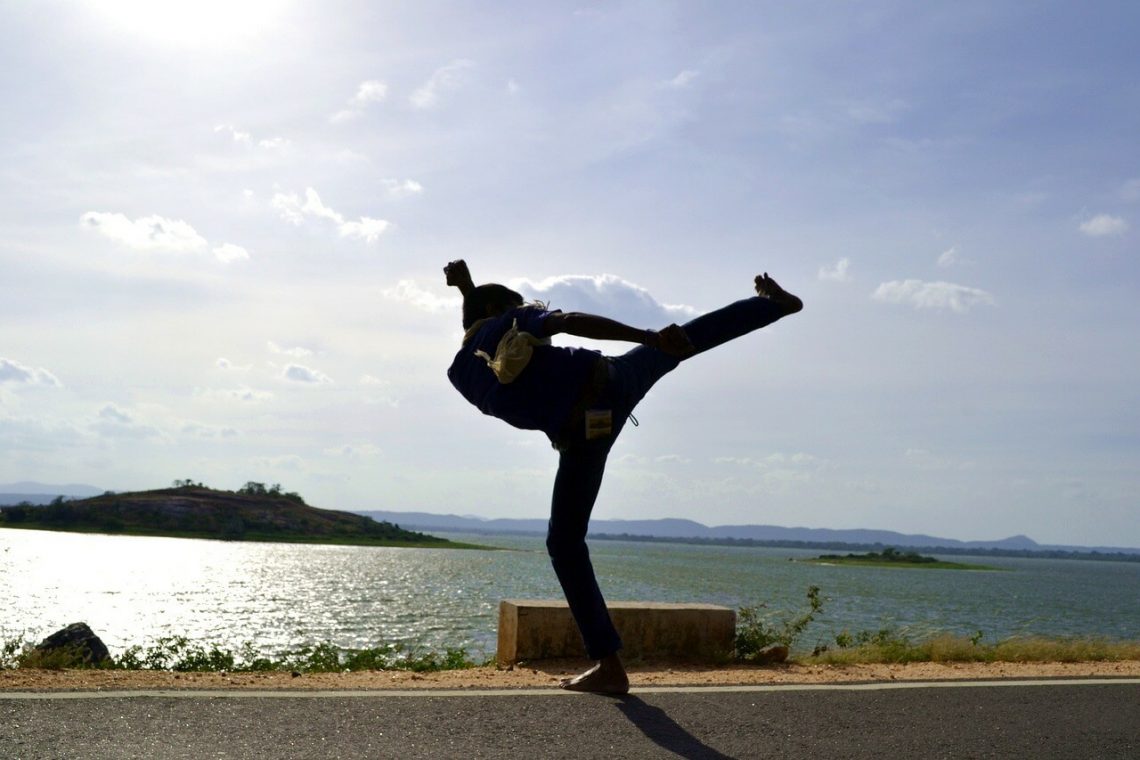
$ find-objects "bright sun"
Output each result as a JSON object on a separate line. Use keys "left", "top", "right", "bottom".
{"left": 89, "top": 0, "right": 289, "bottom": 48}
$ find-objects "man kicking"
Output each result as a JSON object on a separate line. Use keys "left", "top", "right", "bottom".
{"left": 444, "top": 260, "right": 802, "bottom": 694}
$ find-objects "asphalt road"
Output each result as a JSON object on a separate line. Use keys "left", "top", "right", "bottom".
{"left": 3, "top": 680, "right": 1138, "bottom": 759}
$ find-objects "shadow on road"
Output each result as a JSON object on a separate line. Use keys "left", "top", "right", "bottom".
{"left": 616, "top": 695, "right": 737, "bottom": 759}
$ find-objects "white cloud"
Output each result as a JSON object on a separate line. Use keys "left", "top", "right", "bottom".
{"left": 282, "top": 364, "right": 332, "bottom": 384}
{"left": 382, "top": 280, "right": 461, "bottom": 313}
{"left": 872, "top": 279, "right": 995, "bottom": 313}
{"left": 90, "top": 403, "right": 162, "bottom": 439}
{"left": 714, "top": 452, "right": 819, "bottom": 469}
{"left": 358, "top": 375, "right": 399, "bottom": 407}
{"left": 271, "top": 192, "right": 307, "bottom": 225}
{"left": 0, "top": 357, "right": 61, "bottom": 387}
{"left": 662, "top": 69, "right": 699, "bottom": 89}
{"left": 214, "top": 124, "right": 251, "bottom": 143}
{"left": 936, "top": 247, "right": 960, "bottom": 268}
{"left": 1079, "top": 214, "right": 1128, "bottom": 237}
{"left": 711, "top": 452, "right": 822, "bottom": 489}
{"left": 299, "top": 187, "right": 344, "bottom": 224}
{"left": 380, "top": 179, "right": 424, "bottom": 199}
{"left": 331, "top": 79, "right": 389, "bottom": 122}
{"left": 410, "top": 59, "right": 473, "bottom": 109}
{"left": 181, "top": 422, "right": 239, "bottom": 439}
{"left": 98, "top": 404, "right": 132, "bottom": 424}
{"left": 324, "top": 443, "right": 383, "bottom": 459}
{"left": 215, "top": 124, "right": 287, "bottom": 149}
{"left": 344, "top": 219, "right": 388, "bottom": 242}
{"left": 352, "top": 79, "right": 388, "bottom": 105}
{"left": 80, "top": 212, "right": 207, "bottom": 252}
{"left": 512, "top": 273, "right": 700, "bottom": 325}
{"left": 271, "top": 187, "right": 390, "bottom": 243}
{"left": 212, "top": 243, "right": 249, "bottom": 263}
{"left": 818, "top": 257, "right": 850, "bottom": 282}
{"left": 339, "top": 217, "right": 390, "bottom": 243}
{"left": 268, "top": 342, "right": 313, "bottom": 358}
{"left": 196, "top": 386, "right": 274, "bottom": 403}
{"left": 215, "top": 358, "right": 253, "bottom": 372}
{"left": 655, "top": 454, "right": 691, "bottom": 464}
{"left": 506, "top": 79, "right": 520, "bottom": 95}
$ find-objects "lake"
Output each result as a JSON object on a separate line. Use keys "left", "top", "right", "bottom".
{"left": 2, "top": 528, "right": 1138, "bottom": 658}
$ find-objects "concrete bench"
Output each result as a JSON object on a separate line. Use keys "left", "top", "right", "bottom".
{"left": 497, "top": 599, "right": 736, "bottom": 665}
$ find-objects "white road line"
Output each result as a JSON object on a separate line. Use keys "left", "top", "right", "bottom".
{"left": 2, "top": 678, "right": 1137, "bottom": 700}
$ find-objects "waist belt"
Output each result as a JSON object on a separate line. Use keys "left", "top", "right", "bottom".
{"left": 550, "top": 356, "right": 611, "bottom": 451}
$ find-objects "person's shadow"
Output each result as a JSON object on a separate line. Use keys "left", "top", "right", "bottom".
{"left": 615, "top": 695, "right": 738, "bottom": 759}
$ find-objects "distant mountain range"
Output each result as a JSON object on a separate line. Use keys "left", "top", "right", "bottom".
{"left": 356, "top": 510, "right": 1140, "bottom": 556}
{"left": 5, "top": 485, "right": 1134, "bottom": 555}
{"left": 0, "top": 482, "right": 104, "bottom": 505}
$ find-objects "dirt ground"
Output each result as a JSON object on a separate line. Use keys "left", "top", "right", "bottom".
{"left": 3, "top": 659, "right": 1138, "bottom": 691}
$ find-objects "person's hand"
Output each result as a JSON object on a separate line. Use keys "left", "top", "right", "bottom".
{"left": 652, "top": 324, "right": 695, "bottom": 357}
{"left": 444, "top": 260, "right": 474, "bottom": 294}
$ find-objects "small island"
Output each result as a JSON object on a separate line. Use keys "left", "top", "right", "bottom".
{"left": 805, "top": 546, "right": 997, "bottom": 570}
{"left": 0, "top": 481, "right": 482, "bottom": 549}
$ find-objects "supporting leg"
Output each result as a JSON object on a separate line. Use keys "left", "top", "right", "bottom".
{"left": 560, "top": 652, "right": 629, "bottom": 695}
{"left": 547, "top": 441, "right": 629, "bottom": 694}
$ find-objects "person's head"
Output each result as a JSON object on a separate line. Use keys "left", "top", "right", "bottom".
{"left": 462, "top": 283, "right": 525, "bottom": 329}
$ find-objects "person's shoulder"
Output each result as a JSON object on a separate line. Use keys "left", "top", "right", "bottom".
{"left": 510, "top": 303, "right": 559, "bottom": 332}
{"left": 511, "top": 303, "right": 558, "bottom": 316}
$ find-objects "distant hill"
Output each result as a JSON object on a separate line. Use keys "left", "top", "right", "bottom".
{"left": 355, "top": 510, "right": 1140, "bottom": 556}
{"left": 0, "top": 486, "right": 468, "bottom": 548}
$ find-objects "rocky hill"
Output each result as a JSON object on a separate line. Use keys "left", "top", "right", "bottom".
{"left": 0, "top": 485, "right": 466, "bottom": 548}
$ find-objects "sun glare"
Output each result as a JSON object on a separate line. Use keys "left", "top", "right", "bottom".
{"left": 89, "top": 0, "right": 289, "bottom": 48}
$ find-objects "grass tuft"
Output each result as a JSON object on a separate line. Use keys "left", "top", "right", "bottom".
{"left": 806, "top": 630, "right": 1140, "bottom": 665}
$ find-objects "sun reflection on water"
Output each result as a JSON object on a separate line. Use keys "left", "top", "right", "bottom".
{"left": 4, "top": 528, "right": 1138, "bottom": 658}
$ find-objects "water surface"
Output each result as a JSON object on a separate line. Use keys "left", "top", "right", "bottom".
{"left": 3, "top": 528, "right": 1137, "bottom": 657}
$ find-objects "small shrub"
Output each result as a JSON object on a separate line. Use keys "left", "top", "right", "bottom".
{"left": 1, "top": 636, "right": 26, "bottom": 669}
{"left": 736, "top": 585, "right": 823, "bottom": 661}
{"left": 112, "top": 637, "right": 234, "bottom": 672}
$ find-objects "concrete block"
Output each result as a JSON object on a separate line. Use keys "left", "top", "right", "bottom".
{"left": 497, "top": 599, "right": 735, "bottom": 665}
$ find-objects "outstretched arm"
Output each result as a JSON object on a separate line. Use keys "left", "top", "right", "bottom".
{"left": 545, "top": 312, "right": 694, "bottom": 357}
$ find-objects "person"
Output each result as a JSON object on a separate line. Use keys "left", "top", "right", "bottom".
{"left": 444, "top": 259, "right": 802, "bottom": 694}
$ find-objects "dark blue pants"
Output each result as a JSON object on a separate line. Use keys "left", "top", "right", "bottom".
{"left": 545, "top": 296, "right": 791, "bottom": 659}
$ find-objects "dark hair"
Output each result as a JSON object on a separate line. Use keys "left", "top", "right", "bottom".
{"left": 462, "top": 283, "right": 525, "bottom": 329}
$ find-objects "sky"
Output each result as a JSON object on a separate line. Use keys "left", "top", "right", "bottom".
{"left": 1, "top": 1, "right": 1137, "bottom": 548}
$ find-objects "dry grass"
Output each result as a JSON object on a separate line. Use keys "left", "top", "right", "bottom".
{"left": 804, "top": 634, "right": 1140, "bottom": 666}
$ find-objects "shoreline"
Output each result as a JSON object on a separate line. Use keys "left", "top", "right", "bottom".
{"left": 4, "top": 660, "right": 1139, "bottom": 692}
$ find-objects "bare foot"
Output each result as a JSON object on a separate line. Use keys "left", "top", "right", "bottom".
{"left": 754, "top": 272, "right": 803, "bottom": 313}
{"left": 560, "top": 654, "right": 629, "bottom": 695}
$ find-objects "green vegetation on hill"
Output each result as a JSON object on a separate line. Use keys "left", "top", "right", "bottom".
{"left": 806, "top": 546, "right": 997, "bottom": 570}
{"left": 0, "top": 481, "right": 481, "bottom": 548}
